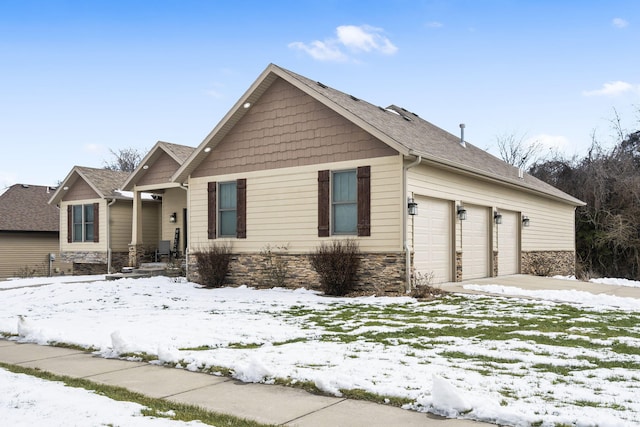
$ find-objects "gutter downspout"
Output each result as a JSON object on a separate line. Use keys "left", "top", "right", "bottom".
{"left": 107, "top": 198, "right": 117, "bottom": 274}
{"left": 179, "top": 183, "right": 189, "bottom": 279}
{"left": 403, "top": 153, "right": 422, "bottom": 292}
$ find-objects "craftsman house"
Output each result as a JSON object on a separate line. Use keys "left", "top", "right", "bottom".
{"left": 52, "top": 64, "right": 584, "bottom": 293}
{"left": 0, "top": 184, "right": 72, "bottom": 280}
{"left": 165, "top": 63, "right": 584, "bottom": 292}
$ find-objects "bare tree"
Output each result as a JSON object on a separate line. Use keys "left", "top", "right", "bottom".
{"left": 103, "top": 148, "right": 143, "bottom": 172}
{"left": 495, "top": 132, "right": 542, "bottom": 169}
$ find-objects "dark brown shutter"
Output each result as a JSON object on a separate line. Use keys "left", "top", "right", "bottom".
{"left": 67, "top": 205, "right": 72, "bottom": 243}
{"left": 93, "top": 203, "right": 100, "bottom": 242}
{"left": 207, "top": 181, "right": 217, "bottom": 239}
{"left": 318, "top": 170, "right": 330, "bottom": 237}
{"left": 236, "top": 179, "right": 246, "bottom": 239}
{"left": 357, "top": 166, "right": 371, "bottom": 237}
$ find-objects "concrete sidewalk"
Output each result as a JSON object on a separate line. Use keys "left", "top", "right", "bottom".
{"left": 439, "top": 274, "right": 640, "bottom": 300}
{"left": 0, "top": 340, "right": 488, "bottom": 427}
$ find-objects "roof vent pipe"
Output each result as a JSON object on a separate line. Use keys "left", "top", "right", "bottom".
{"left": 459, "top": 123, "right": 466, "bottom": 148}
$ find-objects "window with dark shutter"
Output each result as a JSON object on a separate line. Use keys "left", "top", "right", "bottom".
{"left": 237, "top": 179, "right": 246, "bottom": 239}
{"left": 67, "top": 205, "right": 72, "bottom": 243}
{"left": 207, "top": 181, "right": 217, "bottom": 239}
{"left": 357, "top": 166, "right": 371, "bottom": 236}
{"left": 318, "top": 170, "right": 330, "bottom": 237}
{"left": 93, "top": 203, "right": 99, "bottom": 242}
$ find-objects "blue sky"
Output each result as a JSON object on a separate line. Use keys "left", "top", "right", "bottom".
{"left": 1, "top": 0, "right": 639, "bottom": 189}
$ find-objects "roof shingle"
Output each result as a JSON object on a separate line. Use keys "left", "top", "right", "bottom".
{"left": 0, "top": 184, "right": 60, "bottom": 232}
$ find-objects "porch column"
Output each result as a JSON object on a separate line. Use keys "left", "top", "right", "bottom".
{"left": 128, "top": 189, "right": 144, "bottom": 267}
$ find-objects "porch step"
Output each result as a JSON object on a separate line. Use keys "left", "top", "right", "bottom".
{"left": 105, "top": 261, "right": 185, "bottom": 281}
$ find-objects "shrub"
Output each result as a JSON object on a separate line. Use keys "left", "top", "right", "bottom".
{"left": 14, "top": 265, "right": 43, "bottom": 278}
{"left": 260, "top": 244, "right": 289, "bottom": 288}
{"left": 309, "top": 239, "right": 361, "bottom": 296}
{"left": 193, "top": 244, "right": 232, "bottom": 288}
{"left": 410, "top": 271, "right": 447, "bottom": 300}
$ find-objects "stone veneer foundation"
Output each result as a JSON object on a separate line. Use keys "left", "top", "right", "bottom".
{"left": 187, "top": 252, "right": 407, "bottom": 295}
{"left": 521, "top": 250, "right": 576, "bottom": 277}
{"left": 61, "top": 251, "right": 129, "bottom": 275}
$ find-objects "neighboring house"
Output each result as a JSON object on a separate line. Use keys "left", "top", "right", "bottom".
{"left": 48, "top": 166, "right": 161, "bottom": 274}
{"left": 0, "top": 184, "right": 72, "bottom": 280}
{"left": 165, "top": 63, "right": 585, "bottom": 293}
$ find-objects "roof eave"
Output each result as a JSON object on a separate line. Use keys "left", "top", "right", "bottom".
{"left": 411, "top": 152, "right": 585, "bottom": 206}
{"left": 173, "top": 64, "right": 282, "bottom": 184}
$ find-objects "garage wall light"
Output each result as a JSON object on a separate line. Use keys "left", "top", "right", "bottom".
{"left": 169, "top": 212, "right": 177, "bottom": 223}
{"left": 522, "top": 215, "right": 530, "bottom": 227}
{"left": 457, "top": 205, "right": 467, "bottom": 221}
{"left": 407, "top": 197, "right": 418, "bottom": 216}
{"left": 494, "top": 211, "right": 503, "bottom": 225}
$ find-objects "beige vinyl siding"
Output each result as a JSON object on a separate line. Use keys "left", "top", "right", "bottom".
{"left": 109, "top": 203, "right": 132, "bottom": 251}
{"left": 162, "top": 187, "right": 187, "bottom": 244}
{"left": 0, "top": 232, "right": 72, "bottom": 280}
{"left": 188, "top": 155, "right": 403, "bottom": 253}
{"left": 141, "top": 201, "right": 160, "bottom": 247}
{"left": 63, "top": 179, "right": 99, "bottom": 201}
{"left": 59, "top": 198, "right": 108, "bottom": 252}
{"left": 408, "top": 164, "right": 576, "bottom": 252}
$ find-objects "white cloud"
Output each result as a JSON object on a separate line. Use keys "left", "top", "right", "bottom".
{"left": 289, "top": 25, "right": 397, "bottom": 61}
{"left": 426, "top": 21, "right": 444, "bottom": 29}
{"left": 0, "top": 172, "right": 17, "bottom": 191}
{"left": 288, "top": 40, "right": 348, "bottom": 62}
{"left": 83, "top": 143, "right": 107, "bottom": 154}
{"left": 583, "top": 81, "right": 640, "bottom": 97}
{"left": 612, "top": 18, "right": 629, "bottom": 28}
{"left": 206, "top": 82, "right": 225, "bottom": 99}
{"left": 336, "top": 25, "right": 398, "bottom": 54}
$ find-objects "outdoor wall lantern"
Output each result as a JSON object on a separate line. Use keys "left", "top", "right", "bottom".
{"left": 522, "top": 215, "right": 530, "bottom": 227}
{"left": 169, "top": 212, "right": 177, "bottom": 223}
{"left": 457, "top": 205, "right": 467, "bottom": 221}
{"left": 407, "top": 197, "right": 418, "bottom": 216}
{"left": 494, "top": 211, "right": 503, "bottom": 225}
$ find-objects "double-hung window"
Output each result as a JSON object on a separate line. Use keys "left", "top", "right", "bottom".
{"left": 218, "top": 181, "right": 237, "bottom": 237}
{"left": 318, "top": 166, "right": 370, "bottom": 237}
{"left": 207, "top": 179, "right": 247, "bottom": 239}
{"left": 332, "top": 170, "right": 357, "bottom": 234}
{"left": 68, "top": 203, "right": 99, "bottom": 243}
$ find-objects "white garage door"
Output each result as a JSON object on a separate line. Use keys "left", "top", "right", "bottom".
{"left": 413, "top": 196, "right": 451, "bottom": 283}
{"left": 462, "top": 205, "right": 490, "bottom": 280}
{"left": 497, "top": 210, "right": 519, "bottom": 275}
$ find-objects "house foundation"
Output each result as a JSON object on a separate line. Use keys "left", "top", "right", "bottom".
{"left": 187, "top": 251, "right": 407, "bottom": 295}
{"left": 521, "top": 250, "right": 576, "bottom": 277}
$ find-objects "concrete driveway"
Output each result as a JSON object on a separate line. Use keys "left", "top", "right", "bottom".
{"left": 438, "top": 274, "right": 640, "bottom": 300}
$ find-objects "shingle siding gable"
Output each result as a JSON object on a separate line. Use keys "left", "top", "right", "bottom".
{"left": 191, "top": 77, "right": 397, "bottom": 178}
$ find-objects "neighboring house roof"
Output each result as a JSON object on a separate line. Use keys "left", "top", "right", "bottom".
{"left": 0, "top": 184, "right": 60, "bottom": 232}
{"left": 121, "top": 141, "right": 195, "bottom": 191}
{"left": 48, "top": 166, "right": 131, "bottom": 206}
{"left": 173, "top": 63, "right": 584, "bottom": 206}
